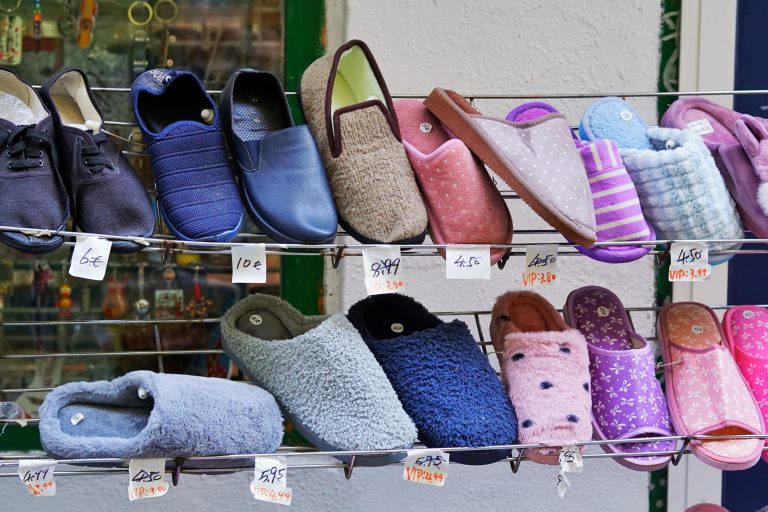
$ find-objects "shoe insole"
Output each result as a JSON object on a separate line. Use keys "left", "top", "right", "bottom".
{"left": 235, "top": 306, "right": 323, "bottom": 341}
{"left": 59, "top": 401, "right": 152, "bottom": 439}
{"left": 362, "top": 302, "right": 438, "bottom": 341}
{"left": 138, "top": 75, "right": 212, "bottom": 134}
{"left": 232, "top": 88, "right": 288, "bottom": 142}
{"left": 51, "top": 93, "right": 86, "bottom": 126}
{"left": 569, "top": 289, "right": 633, "bottom": 351}
{"left": 663, "top": 303, "right": 721, "bottom": 349}
{"left": 331, "top": 46, "right": 385, "bottom": 117}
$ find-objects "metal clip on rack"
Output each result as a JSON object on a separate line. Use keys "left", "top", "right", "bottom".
{"left": 2, "top": 86, "right": 768, "bottom": 480}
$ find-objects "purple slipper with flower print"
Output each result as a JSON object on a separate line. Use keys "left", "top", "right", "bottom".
{"left": 507, "top": 103, "right": 655, "bottom": 263}
{"left": 564, "top": 285, "right": 675, "bottom": 471}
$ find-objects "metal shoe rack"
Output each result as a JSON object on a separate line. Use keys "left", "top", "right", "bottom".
{"left": 2, "top": 87, "right": 768, "bottom": 481}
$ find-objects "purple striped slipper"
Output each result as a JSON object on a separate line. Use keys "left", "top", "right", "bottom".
{"left": 507, "top": 103, "right": 654, "bottom": 263}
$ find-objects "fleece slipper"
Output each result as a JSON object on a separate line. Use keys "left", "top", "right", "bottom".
{"left": 563, "top": 286, "right": 674, "bottom": 471}
{"left": 424, "top": 88, "right": 597, "bottom": 247}
{"left": 508, "top": 102, "right": 654, "bottom": 263}
{"left": 490, "top": 291, "right": 592, "bottom": 465}
{"left": 723, "top": 305, "right": 768, "bottom": 463}
{"left": 662, "top": 97, "right": 768, "bottom": 239}
{"left": 686, "top": 505, "right": 729, "bottom": 512}
{"left": 220, "top": 293, "right": 416, "bottom": 465}
{"left": 657, "top": 302, "right": 764, "bottom": 470}
{"left": 347, "top": 293, "right": 517, "bottom": 465}
{"left": 39, "top": 371, "right": 283, "bottom": 466}
{"left": 580, "top": 97, "right": 744, "bottom": 265}
{"left": 298, "top": 40, "right": 428, "bottom": 244}
{"left": 395, "top": 99, "right": 513, "bottom": 264}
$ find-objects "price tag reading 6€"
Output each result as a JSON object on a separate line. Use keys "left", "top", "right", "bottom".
{"left": 69, "top": 236, "right": 112, "bottom": 281}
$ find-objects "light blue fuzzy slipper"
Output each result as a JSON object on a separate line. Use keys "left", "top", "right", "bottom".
{"left": 39, "top": 371, "right": 283, "bottom": 465}
{"left": 580, "top": 97, "right": 744, "bottom": 264}
{"left": 220, "top": 293, "right": 417, "bottom": 465}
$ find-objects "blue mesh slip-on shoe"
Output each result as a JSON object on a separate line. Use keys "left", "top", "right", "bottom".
{"left": 220, "top": 69, "right": 337, "bottom": 244}
{"left": 41, "top": 68, "right": 155, "bottom": 253}
{"left": 131, "top": 69, "right": 243, "bottom": 242}
{"left": 0, "top": 68, "right": 69, "bottom": 253}
{"left": 347, "top": 293, "right": 519, "bottom": 465}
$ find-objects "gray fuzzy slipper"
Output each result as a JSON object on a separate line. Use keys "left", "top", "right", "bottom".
{"left": 39, "top": 371, "right": 283, "bottom": 466}
{"left": 298, "top": 39, "right": 428, "bottom": 244}
{"left": 221, "top": 293, "right": 417, "bottom": 464}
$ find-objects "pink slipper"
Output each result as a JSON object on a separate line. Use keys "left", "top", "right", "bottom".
{"left": 490, "top": 291, "right": 592, "bottom": 465}
{"left": 657, "top": 302, "right": 764, "bottom": 471}
{"left": 723, "top": 305, "right": 768, "bottom": 464}
{"left": 686, "top": 505, "right": 729, "bottom": 512}
{"left": 395, "top": 99, "right": 513, "bottom": 264}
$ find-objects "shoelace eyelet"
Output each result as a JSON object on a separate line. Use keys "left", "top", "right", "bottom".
{"left": 37, "top": 160, "right": 43, "bottom": 167}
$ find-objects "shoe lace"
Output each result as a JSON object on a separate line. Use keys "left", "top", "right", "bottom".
{"left": 80, "top": 131, "right": 114, "bottom": 174}
{"left": 1, "top": 125, "right": 50, "bottom": 171}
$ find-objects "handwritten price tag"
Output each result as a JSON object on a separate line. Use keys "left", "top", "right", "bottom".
{"left": 251, "top": 457, "right": 292, "bottom": 506}
{"left": 522, "top": 244, "right": 558, "bottom": 287}
{"left": 445, "top": 245, "right": 491, "bottom": 280}
{"left": 362, "top": 246, "right": 406, "bottom": 295}
{"left": 18, "top": 460, "right": 56, "bottom": 497}
{"left": 69, "top": 236, "right": 112, "bottom": 281}
{"left": 128, "top": 458, "right": 168, "bottom": 501}
{"left": 556, "top": 469, "right": 571, "bottom": 498}
{"left": 559, "top": 445, "right": 583, "bottom": 474}
{"left": 231, "top": 244, "right": 267, "bottom": 283}
{"left": 668, "top": 242, "right": 711, "bottom": 282}
{"left": 402, "top": 449, "right": 449, "bottom": 486}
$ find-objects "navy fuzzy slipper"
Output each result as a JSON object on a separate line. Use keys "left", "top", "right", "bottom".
{"left": 347, "top": 294, "right": 517, "bottom": 465}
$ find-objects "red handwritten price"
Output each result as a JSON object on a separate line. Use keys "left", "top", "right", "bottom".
{"left": 250, "top": 482, "right": 293, "bottom": 506}
{"left": 25, "top": 480, "right": 55, "bottom": 496}
{"left": 668, "top": 265, "right": 710, "bottom": 282}
{"left": 128, "top": 484, "right": 168, "bottom": 501}
{"left": 402, "top": 450, "right": 448, "bottom": 487}
{"left": 365, "top": 278, "right": 405, "bottom": 294}
{"left": 404, "top": 467, "right": 446, "bottom": 485}
{"left": 522, "top": 271, "right": 557, "bottom": 287}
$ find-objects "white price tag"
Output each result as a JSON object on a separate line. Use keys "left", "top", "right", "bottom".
{"left": 231, "top": 244, "right": 267, "bottom": 283}
{"left": 362, "top": 246, "right": 405, "bottom": 295}
{"left": 687, "top": 118, "right": 715, "bottom": 136}
{"left": 251, "top": 457, "right": 292, "bottom": 506}
{"left": 668, "top": 242, "right": 711, "bottom": 282}
{"left": 18, "top": 459, "right": 56, "bottom": 497}
{"left": 522, "top": 245, "right": 558, "bottom": 287}
{"left": 128, "top": 458, "right": 168, "bottom": 501}
{"left": 556, "top": 469, "right": 571, "bottom": 498}
{"left": 559, "top": 445, "right": 583, "bottom": 474}
{"left": 69, "top": 236, "right": 112, "bottom": 281}
{"left": 445, "top": 245, "right": 491, "bottom": 280}
{"left": 402, "top": 449, "right": 449, "bottom": 486}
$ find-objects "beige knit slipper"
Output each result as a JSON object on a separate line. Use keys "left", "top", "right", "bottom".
{"left": 298, "top": 39, "right": 428, "bottom": 244}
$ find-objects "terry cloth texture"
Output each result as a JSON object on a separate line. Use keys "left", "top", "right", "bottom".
{"left": 299, "top": 40, "right": 427, "bottom": 244}
{"left": 220, "top": 293, "right": 416, "bottom": 454}
{"left": 618, "top": 127, "right": 743, "bottom": 254}
{"left": 39, "top": 371, "right": 283, "bottom": 461}
{"left": 347, "top": 293, "right": 517, "bottom": 465}
{"left": 490, "top": 291, "right": 592, "bottom": 459}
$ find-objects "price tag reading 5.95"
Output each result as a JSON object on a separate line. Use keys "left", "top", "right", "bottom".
{"left": 251, "top": 457, "right": 292, "bottom": 506}
{"left": 403, "top": 449, "right": 449, "bottom": 486}
{"left": 668, "top": 242, "right": 711, "bottom": 282}
{"left": 362, "top": 246, "right": 406, "bottom": 295}
{"left": 445, "top": 245, "right": 491, "bottom": 280}
{"left": 522, "top": 245, "right": 558, "bottom": 287}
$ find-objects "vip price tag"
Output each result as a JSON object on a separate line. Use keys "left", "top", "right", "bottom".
{"left": 556, "top": 469, "right": 571, "bottom": 498}
{"left": 362, "top": 246, "right": 405, "bottom": 295}
{"left": 522, "top": 245, "right": 558, "bottom": 287}
{"left": 128, "top": 458, "right": 168, "bottom": 501}
{"left": 445, "top": 245, "right": 491, "bottom": 280}
{"left": 402, "top": 449, "right": 449, "bottom": 486}
{"left": 251, "top": 457, "right": 292, "bottom": 506}
{"left": 668, "top": 242, "right": 711, "bottom": 282}
{"left": 559, "top": 445, "right": 583, "bottom": 474}
{"left": 69, "top": 236, "right": 112, "bottom": 281}
{"left": 231, "top": 244, "right": 267, "bottom": 283}
{"left": 18, "top": 460, "right": 56, "bottom": 497}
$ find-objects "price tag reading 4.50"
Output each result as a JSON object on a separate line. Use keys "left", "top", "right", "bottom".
{"left": 128, "top": 458, "right": 168, "bottom": 501}
{"left": 251, "top": 457, "right": 292, "bottom": 506}
{"left": 668, "top": 242, "right": 711, "bottom": 282}
{"left": 18, "top": 459, "right": 56, "bottom": 497}
{"left": 445, "top": 245, "right": 491, "bottom": 280}
{"left": 523, "top": 245, "right": 558, "bottom": 287}
{"left": 231, "top": 244, "right": 267, "bottom": 283}
{"left": 69, "top": 236, "right": 112, "bottom": 281}
{"left": 403, "top": 449, "right": 449, "bottom": 486}
{"left": 362, "top": 246, "right": 405, "bottom": 295}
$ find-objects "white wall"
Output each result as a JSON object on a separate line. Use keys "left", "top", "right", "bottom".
{"left": 0, "top": 1, "right": 663, "bottom": 510}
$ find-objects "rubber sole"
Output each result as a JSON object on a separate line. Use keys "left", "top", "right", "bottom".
{"left": 424, "top": 88, "right": 596, "bottom": 248}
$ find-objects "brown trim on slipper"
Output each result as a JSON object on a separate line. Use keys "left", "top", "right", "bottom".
{"left": 324, "top": 39, "right": 401, "bottom": 158}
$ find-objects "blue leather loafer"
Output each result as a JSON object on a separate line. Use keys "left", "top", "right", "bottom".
{"left": 220, "top": 69, "right": 337, "bottom": 244}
